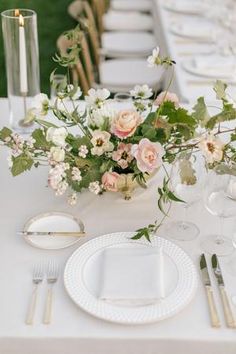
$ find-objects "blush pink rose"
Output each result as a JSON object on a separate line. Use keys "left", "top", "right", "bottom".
{"left": 102, "top": 171, "right": 120, "bottom": 192}
{"left": 111, "top": 110, "right": 142, "bottom": 139}
{"left": 154, "top": 91, "right": 180, "bottom": 108}
{"left": 131, "top": 138, "right": 164, "bottom": 173}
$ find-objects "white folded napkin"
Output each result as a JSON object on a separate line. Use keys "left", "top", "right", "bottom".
{"left": 193, "top": 56, "right": 236, "bottom": 76}
{"left": 99, "top": 246, "right": 164, "bottom": 306}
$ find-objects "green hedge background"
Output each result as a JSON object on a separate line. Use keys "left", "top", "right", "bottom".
{"left": 0, "top": 0, "right": 76, "bottom": 96}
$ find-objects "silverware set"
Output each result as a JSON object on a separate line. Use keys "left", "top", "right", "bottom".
{"left": 200, "top": 254, "right": 236, "bottom": 328}
{"left": 26, "top": 261, "right": 59, "bottom": 325}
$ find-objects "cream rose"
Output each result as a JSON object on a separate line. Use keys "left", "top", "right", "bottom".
{"left": 102, "top": 171, "right": 120, "bottom": 192}
{"left": 111, "top": 110, "right": 142, "bottom": 139}
{"left": 131, "top": 138, "right": 164, "bottom": 173}
{"left": 49, "top": 146, "right": 65, "bottom": 162}
{"left": 46, "top": 127, "right": 68, "bottom": 147}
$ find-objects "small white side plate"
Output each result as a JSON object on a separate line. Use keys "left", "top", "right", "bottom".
{"left": 23, "top": 212, "right": 84, "bottom": 250}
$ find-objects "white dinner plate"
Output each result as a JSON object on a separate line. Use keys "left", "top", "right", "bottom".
{"left": 170, "top": 23, "right": 213, "bottom": 42}
{"left": 163, "top": 1, "right": 208, "bottom": 15}
{"left": 182, "top": 59, "right": 236, "bottom": 81}
{"left": 64, "top": 232, "right": 198, "bottom": 324}
{"left": 23, "top": 212, "right": 85, "bottom": 250}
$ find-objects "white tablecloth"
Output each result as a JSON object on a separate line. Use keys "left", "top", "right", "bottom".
{"left": 0, "top": 97, "right": 236, "bottom": 354}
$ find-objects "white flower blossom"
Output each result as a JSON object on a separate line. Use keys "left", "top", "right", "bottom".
{"left": 147, "top": 47, "right": 161, "bottom": 67}
{"left": 89, "top": 181, "right": 101, "bottom": 194}
{"left": 88, "top": 105, "right": 116, "bottom": 129}
{"left": 72, "top": 167, "right": 82, "bottom": 182}
{"left": 31, "top": 93, "right": 49, "bottom": 116}
{"left": 48, "top": 163, "right": 69, "bottom": 194}
{"left": 67, "top": 84, "right": 82, "bottom": 100}
{"left": 130, "top": 85, "right": 153, "bottom": 99}
{"left": 85, "top": 88, "right": 110, "bottom": 108}
{"left": 199, "top": 134, "right": 225, "bottom": 164}
{"left": 49, "top": 146, "right": 65, "bottom": 163}
{"left": 78, "top": 145, "right": 88, "bottom": 158}
{"left": 68, "top": 192, "right": 78, "bottom": 205}
{"left": 46, "top": 127, "right": 68, "bottom": 147}
{"left": 91, "top": 130, "right": 114, "bottom": 156}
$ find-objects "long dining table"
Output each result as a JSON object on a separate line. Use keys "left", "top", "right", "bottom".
{"left": 0, "top": 97, "right": 236, "bottom": 354}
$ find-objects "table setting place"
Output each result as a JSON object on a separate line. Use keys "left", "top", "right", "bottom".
{"left": 1, "top": 1, "right": 236, "bottom": 354}
{"left": 158, "top": 0, "right": 236, "bottom": 102}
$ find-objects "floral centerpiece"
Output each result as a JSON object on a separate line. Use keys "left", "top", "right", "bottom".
{"left": 0, "top": 28, "right": 236, "bottom": 240}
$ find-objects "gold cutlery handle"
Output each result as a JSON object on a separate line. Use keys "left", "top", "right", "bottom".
{"left": 43, "top": 288, "right": 53, "bottom": 324}
{"left": 220, "top": 286, "right": 236, "bottom": 328}
{"left": 206, "top": 286, "right": 221, "bottom": 328}
{"left": 26, "top": 285, "right": 38, "bottom": 325}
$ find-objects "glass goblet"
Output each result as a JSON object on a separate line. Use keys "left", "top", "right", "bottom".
{"left": 165, "top": 153, "right": 206, "bottom": 241}
{"left": 201, "top": 166, "right": 236, "bottom": 256}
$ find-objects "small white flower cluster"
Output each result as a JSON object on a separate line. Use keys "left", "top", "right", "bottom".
{"left": 48, "top": 162, "right": 69, "bottom": 196}
{"left": 88, "top": 181, "right": 102, "bottom": 195}
{"left": 71, "top": 167, "right": 82, "bottom": 182}
{"left": 67, "top": 192, "right": 78, "bottom": 206}
{"left": 88, "top": 105, "right": 116, "bottom": 130}
{"left": 10, "top": 133, "right": 24, "bottom": 156}
{"left": 78, "top": 145, "right": 88, "bottom": 158}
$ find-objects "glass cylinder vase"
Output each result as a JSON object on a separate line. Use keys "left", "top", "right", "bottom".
{"left": 1, "top": 9, "right": 40, "bottom": 133}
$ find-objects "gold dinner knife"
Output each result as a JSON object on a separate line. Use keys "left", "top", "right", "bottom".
{"left": 200, "top": 254, "right": 221, "bottom": 328}
{"left": 211, "top": 254, "right": 236, "bottom": 329}
{"left": 19, "top": 231, "right": 86, "bottom": 237}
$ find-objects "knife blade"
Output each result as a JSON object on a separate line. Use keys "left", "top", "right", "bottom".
{"left": 18, "top": 231, "right": 86, "bottom": 237}
{"left": 200, "top": 254, "right": 221, "bottom": 328}
{"left": 212, "top": 254, "right": 236, "bottom": 328}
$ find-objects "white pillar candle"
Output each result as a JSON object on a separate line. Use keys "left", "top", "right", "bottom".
{"left": 19, "top": 14, "right": 28, "bottom": 94}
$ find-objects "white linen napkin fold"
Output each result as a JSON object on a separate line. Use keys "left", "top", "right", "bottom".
{"left": 193, "top": 56, "right": 236, "bottom": 76}
{"left": 99, "top": 246, "right": 164, "bottom": 306}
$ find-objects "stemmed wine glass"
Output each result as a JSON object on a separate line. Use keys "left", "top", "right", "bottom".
{"left": 201, "top": 165, "right": 236, "bottom": 256}
{"left": 165, "top": 152, "right": 206, "bottom": 241}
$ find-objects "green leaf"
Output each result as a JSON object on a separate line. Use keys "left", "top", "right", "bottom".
{"left": 32, "top": 129, "right": 51, "bottom": 149}
{"left": 35, "top": 119, "right": 58, "bottom": 129}
{"left": 214, "top": 80, "right": 227, "bottom": 100}
{"left": 192, "top": 97, "right": 211, "bottom": 127}
{"left": 167, "top": 190, "right": 185, "bottom": 203}
{"left": 11, "top": 154, "right": 34, "bottom": 176}
{"left": 206, "top": 104, "right": 236, "bottom": 129}
{"left": 161, "top": 101, "right": 196, "bottom": 127}
{"left": 0, "top": 127, "right": 12, "bottom": 141}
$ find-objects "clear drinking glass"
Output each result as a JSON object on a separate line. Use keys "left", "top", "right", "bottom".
{"left": 165, "top": 153, "right": 206, "bottom": 241}
{"left": 201, "top": 166, "right": 236, "bottom": 256}
{"left": 1, "top": 9, "right": 40, "bottom": 133}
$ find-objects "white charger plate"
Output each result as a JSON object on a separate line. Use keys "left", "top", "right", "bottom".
{"left": 64, "top": 232, "right": 198, "bottom": 324}
{"left": 23, "top": 212, "right": 85, "bottom": 250}
{"left": 170, "top": 23, "right": 213, "bottom": 41}
{"left": 163, "top": 1, "right": 207, "bottom": 15}
{"left": 182, "top": 59, "right": 236, "bottom": 81}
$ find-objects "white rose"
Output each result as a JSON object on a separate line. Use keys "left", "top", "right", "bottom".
{"left": 46, "top": 127, "right": 68, "bottom": 147}
{"left": 50, "top": 146, "right": 65, "bottom": 162}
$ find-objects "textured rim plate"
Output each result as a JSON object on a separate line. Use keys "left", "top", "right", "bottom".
{"left": 170, "top": 23, "right": 213, "bottom": 41}
{"left": 64, "top": 232, "right": 198, "bottom": 324}
{"left": 182, "top": 59, "right": 236, "bottom": 81}
{"left": 163, "top": 1, "right": 207, "bottom": 15}
{"left": 24, "top": 212, "right": 85, "bottom": 250}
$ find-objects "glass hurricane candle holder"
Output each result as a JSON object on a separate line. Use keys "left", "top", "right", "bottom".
{"left": 1, "top": 9, "right": 40, "bottom": 133}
